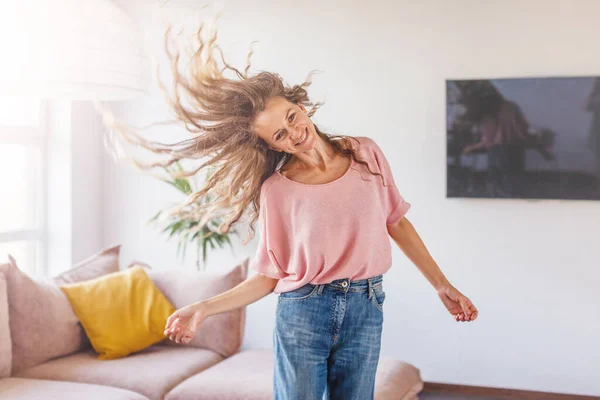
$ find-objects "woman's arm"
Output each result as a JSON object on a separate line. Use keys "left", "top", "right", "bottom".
{"left": 164, "top": 273, "right": 279, "bottom": 343}
{"left": 199, "top": 272, "right": 278, "bottom": 317}
{"left": 387, "top": 217, "right": 478, "bottom": 322}
{"left": 463, "top": 140, "right": 486, "bottom": 154}
{"left": 387, "top": 217, "right": 450, "bottom": 290}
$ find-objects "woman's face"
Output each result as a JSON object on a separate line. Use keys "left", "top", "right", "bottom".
{"left": 252, "top": 96, "right": 316, "bottom": 154}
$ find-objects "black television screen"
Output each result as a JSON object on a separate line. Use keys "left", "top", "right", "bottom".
{"left": 446, "top": 77, "right": 600, "bottom": 200}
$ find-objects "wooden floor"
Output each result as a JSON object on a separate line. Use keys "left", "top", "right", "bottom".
{"left": 420, "top": 382, "right": 599, "bottom": 400}
{"left": 419, "top": 391, "right": 510, "bottom": 400}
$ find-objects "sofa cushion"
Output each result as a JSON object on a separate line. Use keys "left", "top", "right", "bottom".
{"left": 165, "top": 348, "right": 424, "bottom": 400}
{"left": 0, "top": 269, "right": 11, "bottom": 378}
{"left": 60, "top": 265, "right": 175, "bottom": 360}
{"left": 53, "top": 244, "right": 121, "bottom": 285}
{"left": 166, "top": 348, "right": 273, "bottom": 400}
{"left": 16, "top": 342, "right": 223, "bottom": 400}
{"left": 134, "top": 258, "right": 248, "bottom": 358}
{"left": 375, "top": 356, "right": 424, "bottom": 400}
{"left": 1, "top": 246, "right": 119, "bottom": 374}
{"left": 0, "top": 377, "right": 149, "bottom": 400}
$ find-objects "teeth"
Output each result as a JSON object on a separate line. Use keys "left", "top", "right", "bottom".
{"left": 296, "top": 131, "right": 307, "bottom": 145}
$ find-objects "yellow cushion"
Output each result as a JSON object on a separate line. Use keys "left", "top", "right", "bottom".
{"left": 60, "top": 265, "right": 175, "bottom": 360}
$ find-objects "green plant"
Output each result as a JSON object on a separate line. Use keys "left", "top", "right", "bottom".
{"left": 149, "top": 163, "right": 238, "bottom": 270}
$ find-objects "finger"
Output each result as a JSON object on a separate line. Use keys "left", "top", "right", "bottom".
{"left": 466, "top": 310, "right": 477, "bottom": 321}
{"left": 465, "top": 304, "right": 477, "bottom": 320}
{"left": 466, "top": 301, "right": 476, "bottom": 314}
{"left": 165, "top": 312, "right": 179, "bottom": 330}
{"left": 164, "top": 326, "right": 173, "bottom": 338}
{"left": 459, "top": 297, "right": 471, "bottom": 313}
{"left": 182, "top": 334, "right": 192, "bottom": 344}
{"left": 170, "top": 320, "right": 183, "bottom": 335}
{"left": 169, "top": 327, "right": 182, "bottom": 342}
{"left": 175, "top": 327, "right": 185, "bottom": 344}
{"left": 178, "top": 331, "right": 189, "bottom": 344}
{"left": 460, "top": 297, "right": 474, "bottom": 317}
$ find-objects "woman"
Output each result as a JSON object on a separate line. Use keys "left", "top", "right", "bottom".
{"left": 459, "top": 80, "right": 529, "bottom": 197}
{"left": 103, "top": 22, "right": 478, "bottom": 400}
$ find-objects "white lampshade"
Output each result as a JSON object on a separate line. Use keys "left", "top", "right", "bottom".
{"left": 0, "top": 0, "right": 150, "bottom": 101}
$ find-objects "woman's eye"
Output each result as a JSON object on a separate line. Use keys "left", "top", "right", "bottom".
{"left": 276, "top": 132, "right": 283, "bottom": 140}
{"left": 288, "top": 113, "right": 295, "bottom": 122}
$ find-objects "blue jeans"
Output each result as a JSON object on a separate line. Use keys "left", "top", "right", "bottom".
{"left": 273, "top": 275, "right": 385, "bottom": 400}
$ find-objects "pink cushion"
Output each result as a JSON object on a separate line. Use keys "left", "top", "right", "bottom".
{"left": 166, "top": 348, "right": 273, "bottom": 400}
{"left": 17, "top": 343, "right": 223, "bottom": 400}
{"left": 132, "top": 258, "right": 248, "bottom": 358}
{"left": 0, "top": 377, "right": 150, "bottom": 400}
{"left": 0, "top": 269, "right": 11, "bottom": 378}
{"left": 165, "top": 349, "right": 423, "bottom": 400}
{"left": 375, "top": 357, "right": 424, "bottom": 400}
{"left": 1, "top": 245, "right": 120, "bottom": 374}
{"left": 53, "top": 244, "right": 121, "bottom": 285}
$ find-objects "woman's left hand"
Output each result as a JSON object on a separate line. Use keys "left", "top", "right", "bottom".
{"left": 437, "top": 284, "right": 478, "bottom": 322}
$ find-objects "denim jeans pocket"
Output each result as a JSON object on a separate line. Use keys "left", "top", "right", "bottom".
{"left": 371, "top": 282, "right": 386, "bottom": 312}
{"left": 278, "top": 284, "right": 319, "bottom": 301}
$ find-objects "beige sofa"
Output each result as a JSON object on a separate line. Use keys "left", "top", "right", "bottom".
{"left": 0, "top": 245, "right": 424, "bottom": 400}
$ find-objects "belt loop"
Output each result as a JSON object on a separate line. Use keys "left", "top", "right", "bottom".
{"left": 367, "top": 278, "right": 373, "bottom": 299}
{"left": 318, "top": 284, "right": 324, "bottom": 295}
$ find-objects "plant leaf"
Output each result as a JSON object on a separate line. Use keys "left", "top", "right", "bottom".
{"left": 182, "top": 240, "right": 188, "bottom": 262}
{"left": 148, "top": 210, "right": 163, "bottom": 223}
{"left": 207, "top": 237, "right": 215, "bottom": 250}
{"left": 169, "top": 221, "right": 184, "bottom": 237}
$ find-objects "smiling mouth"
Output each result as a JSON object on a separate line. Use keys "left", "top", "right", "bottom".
{"left": 295, "top": 127, "right": 308, "bottom": 146}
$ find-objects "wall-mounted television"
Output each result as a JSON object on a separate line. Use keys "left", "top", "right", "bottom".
{"left": 446, "top": 77, "right": 600, "bottom": 200}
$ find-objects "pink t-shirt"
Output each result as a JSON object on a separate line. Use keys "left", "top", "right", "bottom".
{"left": 249, "top": 135, "right": 410, "bottom": 294}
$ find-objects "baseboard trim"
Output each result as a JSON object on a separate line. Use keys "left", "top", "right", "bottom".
{"left": 423, "top": 382, "right": 599, "bottom": 400}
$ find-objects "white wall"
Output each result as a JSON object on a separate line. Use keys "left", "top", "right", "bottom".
{"left": 103, "top": 0, "right": 600, "bottom": 396}
{"left": 46, "top": 101, "right": 104, "bottom": 276}
{"left": 70, "top": 102, "right": 104, "bottom": 264}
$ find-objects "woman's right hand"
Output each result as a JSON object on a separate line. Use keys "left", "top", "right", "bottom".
{"left": 164, "top": 302, "right": 208, "bottom": 344}
{"left": 162, "top": 273, "right": 277, "bottom": 344}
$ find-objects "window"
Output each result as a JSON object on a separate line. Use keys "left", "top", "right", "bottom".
{"left": 0, "top": 96, "right": 46, "bottom": 277}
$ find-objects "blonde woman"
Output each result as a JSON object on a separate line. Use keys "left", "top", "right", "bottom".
{"left": 104, "top": 22, "right": 478, "bottom": 400}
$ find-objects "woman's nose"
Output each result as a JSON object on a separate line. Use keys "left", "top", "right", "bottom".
{"left": 290, "top": 127, "right": 303, "bottom": 141}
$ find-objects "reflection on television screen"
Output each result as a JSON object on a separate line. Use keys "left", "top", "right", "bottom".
{"left": 446, "top": 77, "right": 600, "bottom": 200}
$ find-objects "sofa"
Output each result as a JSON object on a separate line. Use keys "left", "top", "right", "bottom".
{"left": 0, "top": 245, "right": 424, "bottom": 399}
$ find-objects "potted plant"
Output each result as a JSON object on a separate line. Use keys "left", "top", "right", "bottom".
{"left": 149, "top": 163, "right": 238, "bottom": 270}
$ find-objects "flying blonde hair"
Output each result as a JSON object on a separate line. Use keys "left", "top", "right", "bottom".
{"left": 96, "top": 18, "right": 382, "bottom": 245}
